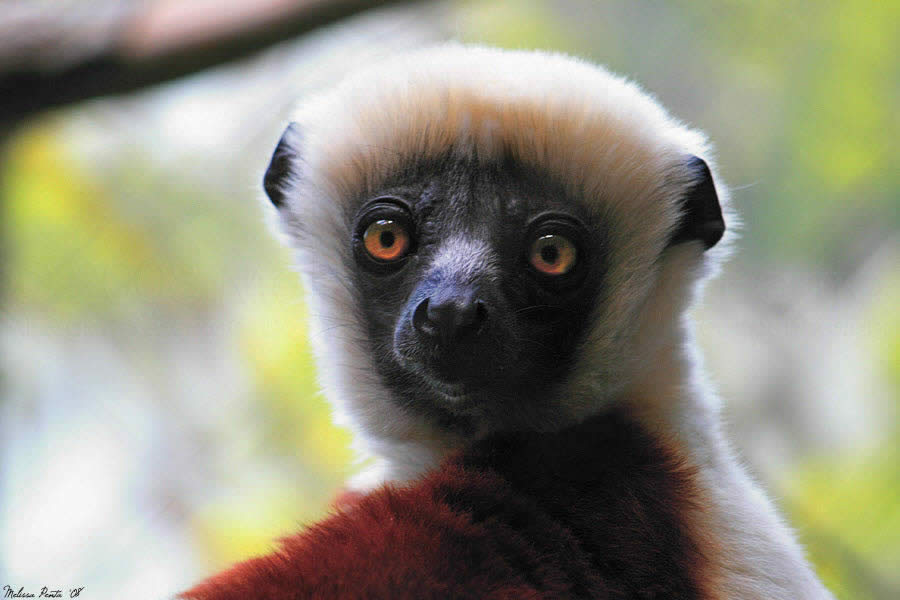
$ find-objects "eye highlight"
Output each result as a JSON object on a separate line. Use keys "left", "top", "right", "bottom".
{"left": 529, "top": 234, "right": 577, "bottom": 276}
{"left": 363, "top": 219, "right": 410, "bottom": 262}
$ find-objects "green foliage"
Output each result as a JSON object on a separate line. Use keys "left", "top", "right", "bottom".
{"left": 866, "top": 272, "right": 900, "bottom": 397}
{"left": 192, "top": 483, "right": 329, "bottom": 568}
{"left": 3, "top": 123, "right": 245, "bottom": 322}
{"left": 5, "top": 125, "right": 181, "bottom": 320}
{"left": 787, "top": 444, "right": 900, "bottom": 599}
{"left": 190, "top": 273, "right": 354, "bottom": 566}
{"left": 455, "top": 0, "right": 584, "bottom": 54}
{"left": 787, "top": 270, "right": 900, "bottom": 600}
{"left": 236, "top": 271, "right": 354, "bottom": 476}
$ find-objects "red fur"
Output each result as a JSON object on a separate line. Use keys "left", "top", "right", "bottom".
{"left": 180, "top": 410, "right": 717, "bottom": 599}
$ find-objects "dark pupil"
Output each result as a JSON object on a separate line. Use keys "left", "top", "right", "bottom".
{"left": 380, "top": 230, "right": 395, "bottom": 248}
{"left": 540, "top": 244, "right": 558, "bottom": 264}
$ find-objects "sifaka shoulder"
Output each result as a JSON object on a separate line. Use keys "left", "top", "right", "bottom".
{"left": 180, "top": 45, "right": 833, "bottom": 599}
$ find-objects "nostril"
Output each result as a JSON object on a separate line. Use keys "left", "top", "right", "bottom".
{"left": 412, "top": 297, "right": 437, "bottom": 337}
{"left": 458, "top": 300, "right": 487, "bottom": 336}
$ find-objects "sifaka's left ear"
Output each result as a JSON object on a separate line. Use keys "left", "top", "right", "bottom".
{"left": 263, "top": 122, "right": 303, "bottom": 209}
{"left": 668, "top": 156, "right": 725, "bottom": 250}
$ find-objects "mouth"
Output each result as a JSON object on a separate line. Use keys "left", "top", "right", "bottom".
{"left": 394, "top": 347, "right": 486, "bottom": 400}
{"left": 422, "top": 375, "right": 484, "bottom": 405}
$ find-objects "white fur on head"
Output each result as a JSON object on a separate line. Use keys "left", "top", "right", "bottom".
{"left": 271, "top": 44, "right": 732, "bottom": 485}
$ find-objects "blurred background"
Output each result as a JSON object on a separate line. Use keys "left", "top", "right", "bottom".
{"left": 1, "top": 1, "right": 897, "bottom": 598}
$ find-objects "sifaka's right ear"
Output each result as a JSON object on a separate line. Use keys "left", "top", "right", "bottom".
{"left": 668, "top": 156, "right": 725, "bottom": 251}
{"left": 263, "top": 122, "right": 302, "bottom": 209}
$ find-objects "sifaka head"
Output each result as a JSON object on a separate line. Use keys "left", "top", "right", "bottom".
{"left": 261, "top": 45, "right": 728, "bottom": 482}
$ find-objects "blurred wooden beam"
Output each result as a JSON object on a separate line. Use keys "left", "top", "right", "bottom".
{"left": 0, "top": 0, "right": 417, "bottom": 125}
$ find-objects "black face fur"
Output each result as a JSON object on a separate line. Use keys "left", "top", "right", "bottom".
{"left": 344, "top": 157, "right": 608, "bottom": 436}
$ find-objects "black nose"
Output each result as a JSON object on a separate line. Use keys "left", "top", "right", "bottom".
{"left": 413, "top": 293, "right": 487, "bottom": 344}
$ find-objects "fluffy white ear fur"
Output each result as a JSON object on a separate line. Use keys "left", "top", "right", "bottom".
{"left": 267, "top": 44, "right": 833, "bottom": 599}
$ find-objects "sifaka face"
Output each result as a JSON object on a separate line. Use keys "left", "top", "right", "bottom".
{"left": 345, "top": 157, "right": 608, "bottom": 436}
{"left": 262, "top": 46, "right": 726, "bottom": 443}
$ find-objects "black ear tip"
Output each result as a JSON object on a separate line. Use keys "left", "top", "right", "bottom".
{"left": 263, "top": 122, "right": 302, "bottom": 208}
{"left": 670, "top": 155, "right": 725, "bottom": 250}
{"left": 697, "top": 221, "right": 725, "bottom": 248}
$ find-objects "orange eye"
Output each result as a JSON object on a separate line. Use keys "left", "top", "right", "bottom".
{"left": 363, "top": 219, "right": 410, "bottom": 262}
{"left": 529, "top": 234, "right": 577, "bottom": 276}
